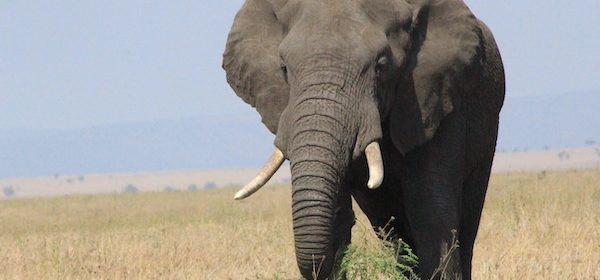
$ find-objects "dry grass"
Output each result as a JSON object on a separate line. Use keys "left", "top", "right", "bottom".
{"left": 0, "top": 169, "right": 599, "bottom": 279}
{"left": 473, "top": 170, "right": 600, "bottom": 279}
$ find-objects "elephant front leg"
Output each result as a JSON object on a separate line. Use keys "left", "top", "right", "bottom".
{"left": 402, "top": 172, "right": 463, "bottom": 279}
{"left": 349, "top": 152, "right": 412, "bottom": 245}
{"left": 351, "top": 183, "right": 405, "bottom": 240}
{"left": 402, "top": 111, "right": 466, "bottom": 280}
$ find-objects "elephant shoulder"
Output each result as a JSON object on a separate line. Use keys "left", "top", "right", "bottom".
{"left": 474, "top": 19, "right": 506, "bottom": 115}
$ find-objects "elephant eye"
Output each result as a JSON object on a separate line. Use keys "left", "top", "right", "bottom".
{"left": 280, "top": 63, "right": 288, "bottom": 82}
{"left": 375, "top": 56, "right": 389, "bottom": 75}
{"left": 377, "top": 56, "right": 388, "bottom": 66}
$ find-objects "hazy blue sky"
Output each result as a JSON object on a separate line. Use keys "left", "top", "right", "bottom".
{"left": 1, "top": 0, "right": 599, "bottom": 130}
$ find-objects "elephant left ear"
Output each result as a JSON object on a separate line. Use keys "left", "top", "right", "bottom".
{"left": 389, "top": 0, "right": 481, "bottom": 154}
{"left": 222, "top": 0, "right": 289, "bottom": 134}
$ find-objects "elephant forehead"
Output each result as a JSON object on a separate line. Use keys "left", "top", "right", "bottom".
{"left": 279, "top": 1, "right": 387, "bottom": 65}
{"left": 361, "top": 0, "right": 414, "bottom": 31}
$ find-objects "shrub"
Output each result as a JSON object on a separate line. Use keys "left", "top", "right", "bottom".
{"left": 124, "top": 184, "right": 138, "bottom": 194}
{"left": 337, "top": 226, "right": 420, "bottom": 280}
{"left": 2, "top": 186, "right": 15, "bottom": 198}
{"left": 188, "top": 184, "right": 198, "bottom": 192}
{"left": 557, "top": 151, "right": 570, "bottom": 161}
{"left": 204, "top": 182, "right": 217, "bottom": 190}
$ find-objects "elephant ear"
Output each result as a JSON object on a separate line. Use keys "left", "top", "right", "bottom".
{"left": 389, "top": 0, "right": 480, "bottom": 154}
{"left": 222, "top": 0, "right": 289, "bottom": 134}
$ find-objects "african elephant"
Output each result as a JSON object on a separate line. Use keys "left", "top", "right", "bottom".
{"left": 222, "top": 0, "right": 505, "bottom": 279}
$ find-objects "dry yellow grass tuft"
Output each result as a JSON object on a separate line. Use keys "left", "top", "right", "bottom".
{"left": 0, "top": 169, "right": 599, "bottom": 279}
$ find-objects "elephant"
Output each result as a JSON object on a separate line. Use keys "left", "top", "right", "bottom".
{"left": 222, "top": 0, "right": 505, "bottom": 279}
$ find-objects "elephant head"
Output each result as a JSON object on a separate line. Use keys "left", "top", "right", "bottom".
{"left": 223, "top": 0, "right": 481, "bottom": 278}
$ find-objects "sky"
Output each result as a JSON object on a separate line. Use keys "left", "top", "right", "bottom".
{"left": 1, "top": 0, "right": 599, "bottom": 130}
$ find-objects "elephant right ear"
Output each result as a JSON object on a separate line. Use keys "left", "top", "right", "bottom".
{"left": 388, "top": 0, "right": 481, "bottom": 154}
{"left": 222, "top": 0, "right": 289, "bottom": 134}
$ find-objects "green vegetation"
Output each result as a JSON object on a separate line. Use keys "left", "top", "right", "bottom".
{"left": 338, "top": 229, "right": 419, "bottom": 280}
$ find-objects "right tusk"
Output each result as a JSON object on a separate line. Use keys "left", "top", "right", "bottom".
{"left": 365, "top": 142, "right": 384, "bottom": 189}
{"left": 234, "top": 148, "right": 285, "bottom": 200}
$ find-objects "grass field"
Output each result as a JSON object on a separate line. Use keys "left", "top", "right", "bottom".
{"left": 1, "top": 169, "right": 599, "bottom": 279}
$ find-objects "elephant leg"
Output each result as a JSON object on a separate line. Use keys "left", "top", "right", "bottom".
{"left": 351, "top": 184, "right": 408, "bottom": 241}
{"left": 402, "top": 111, "right": 466, "bottom": 279}
{"left": 458, "top": 159, "right": 493, "bottom": 280}
{"left": 350, "top": 154, "right": 412, "bottom": 245}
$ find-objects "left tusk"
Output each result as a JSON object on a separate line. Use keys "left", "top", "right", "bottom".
{"left": 365, "top": 142, "right": 384, "bottom": 189}
{"left": 234, "top": 148, "right": 285, "bottom": 200}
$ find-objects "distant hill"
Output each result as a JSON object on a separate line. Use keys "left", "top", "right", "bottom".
{"left": 0, "top": 115, "right": 274, "bottom": 178}
{"left": 1, "top": 90, "right": 598, "bottom": 178}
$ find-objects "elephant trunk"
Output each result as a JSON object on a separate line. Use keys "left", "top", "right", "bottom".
{"left": 288, "top": 84, "right": 356, "bottom": 279}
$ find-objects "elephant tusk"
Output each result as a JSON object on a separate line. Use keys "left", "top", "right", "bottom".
{"left": 234, "top": 148, "right": 285, "bottom": 200}
{"left": 365, "top": 142, "right": 384, "bottom": 189}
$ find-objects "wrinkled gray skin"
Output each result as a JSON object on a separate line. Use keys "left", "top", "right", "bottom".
{"left": 223, "top": 0, "right": 505, "bottom": 279}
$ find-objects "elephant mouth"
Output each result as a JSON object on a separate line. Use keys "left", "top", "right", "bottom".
{"left": 234, "top": 133, "right": 383, "bottom": 279}
{"left": 233, "top": 141, "right": 383, "bottom": 200}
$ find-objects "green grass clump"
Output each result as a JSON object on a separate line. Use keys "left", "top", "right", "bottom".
{"left": 337, "top": 229, "right": 420, "bottom": 280}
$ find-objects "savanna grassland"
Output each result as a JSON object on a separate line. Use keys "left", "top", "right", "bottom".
{"left": 1, "top": 169, "right": 599, "bottom": 279}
